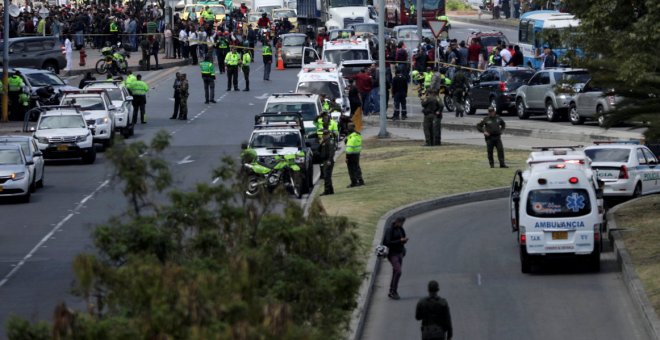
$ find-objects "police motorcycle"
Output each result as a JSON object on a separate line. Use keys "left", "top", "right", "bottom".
{"left": 96, "top": 43, "right": 130, "bottom": 75}
{"left": 241, "top": 148, "right": 305, "bottom": 199}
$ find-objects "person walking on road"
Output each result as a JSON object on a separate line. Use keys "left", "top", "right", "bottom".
{"left": 384, "top": 217, "right": 408, "bottom": 300}
{"left": 319, "top": 130, "right": 336, "bottom": 196}
{"left": 476, "top": 107, "right": 508, "bottom": 168}
{"left": 262, "top": 39, "right": 273, "bottom": 81}
{"left": 170, "top": 72, "right": 182, "bottom": 119}
{"left": 391, "top": 69, "right": 408, "bottom": 120}
{"left": 200, "top": 56, "right": 217, "bottom": 103}
{"left": 241, "top": 49, "right": 251, "bottom": 91}
{"left": 421, "top": 91, "right": 442, "bottom": 146}
{"left": 225, "top": 46, "right": 240, "bottom": 91}
{"left": 416, "top": 280, "right": 453, "bottom": 340}
{"left": 345, "top": 123, "right": 365, "bottom": 188}
{"left": 128, "top": 74, "right": 149, "bottom": 124}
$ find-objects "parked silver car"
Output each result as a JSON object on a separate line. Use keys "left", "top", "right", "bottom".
{"left": 0, "top": 144, "right": 34, "bottom": 203}
{"left": 568, "top": 80, "right": 623, "bottom": 126}
{"left": 280, "top": 33, "right": 308, "bottom": 67}
{"left": 0, "top": 36, "right": 66, "bottom": 74}
{"left": 0, "top": 136, "right": 45, "bottom": 192}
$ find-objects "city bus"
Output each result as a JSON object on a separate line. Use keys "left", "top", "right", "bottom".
{"left": 518, "top": 10, "right": 581, "bottom": 69}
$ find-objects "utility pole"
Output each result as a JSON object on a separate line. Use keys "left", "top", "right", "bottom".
{"left": 416, "top": 0, "right": 422, "bottom": 45}
{"left": 2, "top": 0, "right": 10, "bottom": 122}
{"left": 377, "top": 0, "right": 388, "bottom": 137}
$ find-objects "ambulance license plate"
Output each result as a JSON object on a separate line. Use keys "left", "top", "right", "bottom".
{"left": 57, "top": 145, "right": 68, "bottom": 151}
{"left": 552, "top": 231, "right": 568, "bottom": 240}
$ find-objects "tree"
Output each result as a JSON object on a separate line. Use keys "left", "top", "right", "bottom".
{"left": 566, "top": 0, "right": 660, "bottom": 140}
{"left": 7, "top": 133, "right": 363, "bottom": 339}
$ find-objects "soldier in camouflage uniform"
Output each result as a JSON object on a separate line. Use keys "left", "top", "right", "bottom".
{"left": 179, "top": 73, "right": 189, "bottom": 120}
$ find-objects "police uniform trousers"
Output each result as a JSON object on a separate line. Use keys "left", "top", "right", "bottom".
{"left": 216, "top": 48, "right": 227, "bottom": 73}
{"left": 346, "top": 153, "right": 364, "bottom": 186}
{"left": 423, "top": 113, "right": 435, "bottom": 146}
{"left": 203, "top": 75, "right": 215, "bottom": 102}
{"left": 321, "top": 160, "right": 334, "bottom": 194}
{"left": 132, "top": 94, "right": 147, "bottom": 123}
{"left": 172, "top": 91, "right": 181, "bottom": 118}
{"left": 242, "top": 65, "right": 250, "bottom": 91}
{"left": 179, "top": 95, "right": 188, "bottom": 119}
{"left": 8, "top": 91, "right": 21, "bottom": 121}
{"left": 263, "top": 61, "right": 271, "bottom": 80}
{"left": 432, "top": 115, "right": 442, "bottom": 146}
{"left": 227, "top": 66, "right": 239, "bottom": 90}
{"left": 485, "top": 135, "right": 505, "bottom": 167}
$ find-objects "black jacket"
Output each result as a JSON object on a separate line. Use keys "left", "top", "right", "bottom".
{"left": 416, "top": 295, "right": 453, "bottom": 340}
{"left": 391, "top": 75, "right": 408, "bottom": 96}
{"left": 383, "top": 225, "right": 406, "bottom": 255}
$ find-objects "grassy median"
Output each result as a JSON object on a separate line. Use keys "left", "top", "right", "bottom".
{"left": 319, "top": 138, "right": 529, "bottom": 250}
{"left": 613, "top": 195, "right": 660, "bottom": 317}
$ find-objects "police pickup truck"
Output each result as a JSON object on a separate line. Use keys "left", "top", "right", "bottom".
{"left": 248, "top": 112, "right": 315, "bottom": 194}
{"left": 510, "top": 146, "right": 604, "bottom": 273}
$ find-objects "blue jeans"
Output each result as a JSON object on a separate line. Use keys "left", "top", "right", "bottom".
{"left": 263, "top": 61, "right": 271, "bottom": 80}
{"left": 74, "top": 31, "right": 84, "bottom": 47}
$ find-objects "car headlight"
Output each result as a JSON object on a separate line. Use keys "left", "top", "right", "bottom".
{"left": 96, "top": 117, "right": 110, "bottom": 125}
{"left": 11, "top": 172, "right": 26, "bottom": 180}
{"left": 76, "top": 133, "right": 90, "bottom": 142}
{"left": 36, "top": 136, "right": 49, "bottom": 144}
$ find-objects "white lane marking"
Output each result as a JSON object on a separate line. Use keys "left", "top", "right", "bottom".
{"left": 176, "top": 155, "right": 195, "bottom": 165}
{"left": 477, "top": 273, "right": 482, "bottom": 286}
{"left": 0, "top": 179, "right": 110, "bottom": 288}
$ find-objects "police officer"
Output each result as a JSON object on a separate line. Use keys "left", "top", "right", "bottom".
{"left": 262, "top": 38, "right": 273, "bottom": 81}
{"left": 423, "top": 67, "right": 434, "bottom": 93}
{"left": 415, "top": 280, "right": 453, "bottom": 340}
{"left": 476, "top": 106, "right": 508, "bottom": 168}
{"left": 200, "top": 55, "right": 216, "bottom": 104}
{"left": 128, "top": 74, "right": 149, "bottom": 124}
{"left": 240, "top": 48, "right": 251, "bottom": 91}
{"left": 109, "top": 17, "right": 119, "bottom": 46}
{"left": 7, "top": 71, "right": 26, "bottom": 120}
{"left": 214, "top": 32, "right": 229, "bottom": 73}
{"left": 345, "top": 123, "right": 364, "bottom": 188}
{"left": 421, "top": 90, "right": 442, "bottom": 146}
{"left": 315, "top": 111, "right": 338, "bottom": 140}
{"left": 179, "top": 73, "right": 190, "bottom": 120}
{"left": 225, "top": 46, "right": 240, "bottom": 91}
{"left": 319, "top": 129, "right": 336, "bottom": 196}
{"left": 170, "top": 72, "right": 182, "bottom": 119}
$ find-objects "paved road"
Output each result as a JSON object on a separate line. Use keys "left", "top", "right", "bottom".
{"left": 0, "top": 56, "right": 304, "bottom": 334}
{"left": 362, "top": 199, "right": 652, "bottom": 340}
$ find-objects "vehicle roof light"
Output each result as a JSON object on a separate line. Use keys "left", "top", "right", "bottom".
{"left": 569, "top": 177, "right": 579, "bottom": 184}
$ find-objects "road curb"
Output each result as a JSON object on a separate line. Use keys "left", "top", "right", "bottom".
{"left": 362, "top": 119, "right": 638, "bottom": 144}
{"left": 449, "top": 16, "right": 519, "bottom": 29}
{"left": 347, "top": 187, "right": 509, "bottom": 340}
{"left": 607, "top": 201, "right": 660, "bottom": 340}
{"left": 62, "top": 59, "right": 189, "bottom": 77}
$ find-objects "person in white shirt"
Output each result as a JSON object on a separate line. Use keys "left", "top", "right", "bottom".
{"left": 64, "top": 35, "right": 73, "bottom": 72}
{"left": 499, "top": 44, "right": 512, "bottom": 66}
{"left": 179, "top": 28, "right": 189, "bottom": 60}
{"left": 189, "top": 28, "right": 199, "bottom": 65}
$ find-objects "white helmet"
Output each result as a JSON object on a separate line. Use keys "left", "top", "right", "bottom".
{"left": 375, "top": 245, "right": 389, "bottom": 257}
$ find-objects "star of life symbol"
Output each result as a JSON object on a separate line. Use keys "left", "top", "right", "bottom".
{"left": 565, "top": 192, "right": 585, "bottom": 212}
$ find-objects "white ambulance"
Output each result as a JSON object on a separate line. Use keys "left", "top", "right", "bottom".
{"left": 510, "top": 147, "right": 604, "bottom": 273}
{"left": 295, "top": 61, "right": 350, "bottom": 119}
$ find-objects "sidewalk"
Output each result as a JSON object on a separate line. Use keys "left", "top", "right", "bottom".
{"left": 63, "top": 47, "right": 188, "bottom": 76}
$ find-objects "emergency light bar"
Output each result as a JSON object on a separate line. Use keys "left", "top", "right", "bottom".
{"left": 61, "top": 89, "right": 107, "bottom": 95}
{"left": 272, "top": 93, "right": 313, "bottom": 98}
{"left": 593, "top": 140, "right": 641, "bottom": 145}
{"left": 84, "top": 80, "right": 123, "bottom": 85}
{"left": 531, "top": 145, "right": 583, "bottom": 151}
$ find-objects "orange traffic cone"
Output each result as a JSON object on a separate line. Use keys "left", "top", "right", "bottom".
{"left": 276, "top": 47, "right": 285, "bottom": 70}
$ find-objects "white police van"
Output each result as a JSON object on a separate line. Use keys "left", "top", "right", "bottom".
{"left": 510, "top": 146, "right": 604, "bottom": 273}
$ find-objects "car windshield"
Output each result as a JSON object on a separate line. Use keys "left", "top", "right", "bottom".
{"left": 97, "top": 88, "right": 123, "bottom": 101}
{"left": 526, "top": 188, "right": 591, "bottom": 218}
{"left": 584, "top": 148, "right": 631, "bottom": 163}
{"left": 329, "top": 30, "right": 354, "bottom": 40}
{"left": 479, "top": 36, "right": 507, "bottom": 47}
{"left": 63, "top": 97, "right": 105, "bottom": 111}
{"left": 283, "top": 36, "right": 306, "bottom": 46}
{"left": 265, "top": 103, "right": 317, "bottom": 120}
{"left": 25, "top": 72, "right": 66, "bottom": 87}
{"left": 250, "top": 132, "right": 301, "bottom": 148}
{"left": 352, "top": 24, "right": 377, "bottom": 34}
{"left": 38, "top": 115, "right": 87, "bottom": 129}
{"left": 0, "top": 140, "right": 29, "bottom": 156}
{"left": 505, "top": 70, "right": 535, "bottom": 83}
{"left": 324, "top": 49, "right": 369, "bottom": 64}
{"left": 396, "top": 28, "right": 417, "bottom": 40}
{"left": 341, "top": 64, "right": 370, "bottom": 78}
{"left": 561, "top": 71, "right": 590, "bottom": 84}
{"left": 0, "top": 149, "right": 23, "bottom": 165}
{"left": 297, "top": 81, "right": 341, "bottom": 99}
{"left": 274, "top": 10, "right": 296, "bottom": 19}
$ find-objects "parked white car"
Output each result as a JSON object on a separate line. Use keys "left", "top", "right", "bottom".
{"left": 84, "top": 81, "right": 134, "bottom": 137}
{"left": 32, "top": 107, "right": 96, "bottom": 164}
{"left": 61, "top": 91, "right": 116, "bottom": 147}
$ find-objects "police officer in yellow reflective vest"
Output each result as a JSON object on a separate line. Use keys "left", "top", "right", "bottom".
{"left": 423, "top": 67, "right": 433, "bottom": 92}
{"left": 215, "top": 32, "right": 229, "bottom": 73}
{"left": 127, "top": 74, "right": 149, "bottom": 124}
{"left": 109, "top": 18, "right": 119, "bottom": 46}
{"left": 202, "top": 7, "right": 215, "bottom": 24}
{"left": 436, "top": 15, "right": 451, "bottom": 33}
{"left": 345, "top": 123, "right": 364, "bottom": 188}
{"left": 315, "top": 111, "right": 339, "bottom": 140}
{"left": 225, "top": 46, "right": 240, "bottom": 91}
{"left": 200, "top": 56, "right": 216, "bottom": 104}
{"left": 6, "top": 71, "right": 26, "bottom": 120}
{"left": 241, "top": 49, "right": 251, "bottom": 91}
{"left": 262, "top": 40, "right": 273, "bottom": 81}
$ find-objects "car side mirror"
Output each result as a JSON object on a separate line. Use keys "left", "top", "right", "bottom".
{"left": 34, "top": 151, "right": 43, "bottom": 157}
{"left": 126, "top": 96, "right": 133, "bottom": 101}
{"left": 108, "top": 105, "right": 117, "bottom": 111}
{"left": 29, "top": 126, "right": 36, "bottom": 132}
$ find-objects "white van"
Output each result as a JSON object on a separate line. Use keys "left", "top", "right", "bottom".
{"left": 295, "top": 62, "right": 350, "bottom": 119}
{"left": 510, "top": 147, "right": 604, "bottom": 273}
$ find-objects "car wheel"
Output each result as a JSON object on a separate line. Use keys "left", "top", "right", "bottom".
{"left": 489, "top": 96, "right": 500, "bottom": 114}
{"left": 520, "top": 246, "right": 532, "bottom": 274}
{"left": 516, "top": 99, "right": 529, "bottom": 119}
{"left": 632, "top": 182, "right": 642, "bottom": 198}
{"left": 21, "top": 191, "right": 31, "bottom": 203}
{"left": 42, "top": 61, "right": 59, "bottom": 74}
{"left": 546, "top": 100, "right": 558, "bottom": 122}
{"left": 122, "top": 126, "right": 131, "bottom": 138}
{"left": 587, "top": 248, "right": 601, "bottom": 273}
{"left": 129, "top": 121, "right": 135, "bottom": 136}
{"left": 569, "top": 104, "right": 584, "bottom": 125}
{"left": 37, "top": 168, "right": 44, "bottom": 188}
{"left": 596, "top": 105, "right": 606, "bottom": 127}
{"left": 464, "top": 97, "right": 472, "bottom": 115}
{"left": 82, "top": 148, "right": 96, "bottom": 164}
{"left": 29, "top": 176, "right": 37, "bottom": 193}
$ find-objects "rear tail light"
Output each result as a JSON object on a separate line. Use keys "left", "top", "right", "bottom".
{"left": 499, "top": 81, "right": 508, "bottom": 92}
{"left": 593, "top": 224, "right": 601, "bottom": 242}
{"left": 569, "top": 177, "right": 579, "bottom": 184}
{"left": 619, "top": 165, "right": 629, "bottom": 179}
{"left": 519, "top": 226, "right": 526, "bottom": 245}
{"left": 607, "top": 96, "right": 616, "bottom": 106}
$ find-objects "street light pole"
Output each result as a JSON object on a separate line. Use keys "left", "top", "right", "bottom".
{"left": 416, "top": 0, "right": 421, "bottom": 44}
{"left": 377, "top": 0, "right": 388, "bottom": 138}
{"left": 2, "top": 0, "right": 10, "bottom": 122}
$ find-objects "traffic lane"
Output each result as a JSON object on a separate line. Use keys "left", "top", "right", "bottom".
{"left": 450, "top": 20, "right": 518, "bottom": 44}
{"left": 362, "top": 198, "right": 651, "bottom": 340}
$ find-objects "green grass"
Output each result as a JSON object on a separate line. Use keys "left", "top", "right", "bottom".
{"left": 319, "top": 138, "right": 529, "bottom": 251}
{"left": 613, "top": 195, "right": 660, "bottom": 317}
{"left": 446, "top": 0, "right": 472, "bottom": 11}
